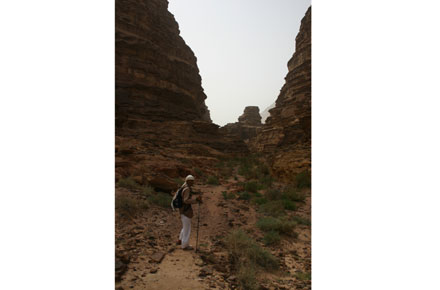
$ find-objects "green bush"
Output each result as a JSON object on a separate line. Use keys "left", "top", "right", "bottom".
{"left": 194, "top": 167, "right": 203, "bottom": 177}
{"left": 237, "top": 263, "right": 258, "bottom": 290}
{"left": 220, "top": 167, "right": 233, "bottom": 178}
{"left": 258, "top": 200, "right": 285, "bottom": 217}
{"left": 292, "top": 216, "right": 311, "bottom": 226}
{"left": 238, "top": 191, "right": 252, "bottom": 201}
{"left": 117, "top": 177, "right": 140, "bottom": 191}
{"left": 257, "top": 217, "right": 297, "bottom": 235}
{"left": 263, "top": 231, "right": 281, "bottom": 246}
{"left": 147, "top": 192, "right": 172, "bottom": 208}
{"left": 259, "top": 174, "right": 273, "bottom": 189}
{"left": 174, "top": 178, "right": 184, "bottom": 187}
{"left": 295, "top": 271, "right": 311, "bottom": 281}
{"left": 245, "top": 181, "right": 259, "bottom": 193}
{"left": 140, "top": 185, "right": 154, "bottom": 197}
{"left": 225, "top": 230, "right": 278, "bottom": 271}
{"left": 253, "top": 197, "right": 268, "bottom": 205}
{"left": 265, "top": 188, "right": 283, "bottom": 201}
{"left": 295, "top": 170, "right": 311, "bottom": 189}
{"left": 282, "top": 187, "right": 306, "bottom": 202}
{"left": 207, "top": 175, "right": 220, "bottom": 185}
{"left": 249, "top": 245, "right": 279, "bottom": 270}
{"left": 281, "top": 199, "right": 297, "bottom": 211}
{"left": 222, "top": 191, "right": 236, "bottom": 200}
{"left": 115, "top": 195, "right": 148, "bottom": 215}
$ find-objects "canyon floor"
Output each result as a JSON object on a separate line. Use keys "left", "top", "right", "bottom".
{"left": 116, "top": 167, "right": 311, "bottom": 290}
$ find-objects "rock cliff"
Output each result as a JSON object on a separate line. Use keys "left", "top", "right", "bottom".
{"left": 116, "top": 0, "right": 210, "bottom": 123}
{"left": 115, "top": 0, "right": 247, "bottom": 191}
{"left": 220, "top": 106, "right": 263, "bottom": 141}
{"left": 251, "top": 7, "right": 311, "bottom": 181}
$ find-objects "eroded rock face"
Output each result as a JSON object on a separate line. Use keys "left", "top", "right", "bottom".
{"left": 220, "top": 106, "right": 263, "bottom": 141}
{"left": 238, "top": 106, "right": 262, "bottom": 126}
{"left": 115, "top": 0, "right": 248, "bottom": 189}
{"left": 251, "top": 7, "right": 311, "bottom": 181}
{"left": 116, "top": 0, "right": 210, "bottom": 123}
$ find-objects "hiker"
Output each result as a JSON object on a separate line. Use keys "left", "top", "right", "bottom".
{"left": 177, "top": 175, "right": 202, "bottom": 250}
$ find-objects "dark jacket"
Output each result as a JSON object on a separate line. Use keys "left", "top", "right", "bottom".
{"left": 179, "top": 185, "right": 198, "bottom": 218}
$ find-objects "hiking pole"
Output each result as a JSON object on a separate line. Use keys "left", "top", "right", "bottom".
{"left": 196, "top": 200, "right": 200, "bottom": 253}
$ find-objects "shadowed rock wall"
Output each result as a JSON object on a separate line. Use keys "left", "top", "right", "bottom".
{"left": 251, "top": 7, "right": 311, "bottom": 181}
{"left": 115, "top": 0, "right": 247, "bottom": 191}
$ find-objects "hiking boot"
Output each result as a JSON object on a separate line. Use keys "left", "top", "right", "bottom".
{"left": 176, "top": 240, "right": 181, "bottom": 245}
{"left": 182, "top": 246, "right": 194, "bottom": 251}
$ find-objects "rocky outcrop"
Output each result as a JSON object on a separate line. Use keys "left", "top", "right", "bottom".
{"left": 251, "top": 7, "right": 311, "bottom": 181}
{"left": 238, "top": 106, "right": 262, "bottom": 126}
{"left": 115, "top": 0, "right": 247, "bottom": 191}
{"left": 220, "top": 106, "right": 263, "bottom": 141}
{"left": 260, "top": 103, "right": 275, "bottom": 123}
{"left": 116, "top": 0, "right": 210, "bottom": 123}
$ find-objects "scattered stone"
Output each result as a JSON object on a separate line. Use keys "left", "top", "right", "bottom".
{"left": 199, "top": 266, "right": 213, "bottom": 277}
{"left": 115, "top": 258, "right": 128, "bottom": 282}
{"left": 213, "top": 264, "right": 227, "bottom": 273}
{"left": 150, "top": 267, "right": 158, "bottom": 274}
{"left": 150, "top": 252, "right": 165, "bottom": 263}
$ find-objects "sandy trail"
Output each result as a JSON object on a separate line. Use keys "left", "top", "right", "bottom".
{"left": 118, "top": 180, "right": 236, "bottom": 290}
{"left": 117, "top": 175, "right": 311, "bottom": 290}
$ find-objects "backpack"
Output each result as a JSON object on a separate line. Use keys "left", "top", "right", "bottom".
{"left": 171, "top": 186, "right": 185, "bottom": 211}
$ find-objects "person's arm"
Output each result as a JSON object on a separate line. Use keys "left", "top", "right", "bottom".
{"left": 182, "top": 188, "right": 199, "bottom": 204}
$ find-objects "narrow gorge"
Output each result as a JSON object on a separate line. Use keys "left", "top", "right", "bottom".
{"left": 116, "top": 1, "right": 311, "bottom": 289}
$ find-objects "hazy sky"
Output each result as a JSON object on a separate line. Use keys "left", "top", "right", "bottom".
{"left": 168, "top": 0, "right": 311, "bottom": 126}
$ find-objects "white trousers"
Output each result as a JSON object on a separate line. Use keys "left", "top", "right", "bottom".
{"left": 179, "top": 214, "right": 192, "bottom": 248}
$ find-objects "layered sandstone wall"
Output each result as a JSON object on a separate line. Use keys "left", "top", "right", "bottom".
{"left": 251, "top": 7, "right": 311, "bottom": 181}
{"left": 116, "top": 0, "right": 210, "bottom": 124}
{"left": 220, "top": 106, "right": 263, "bottom": 141}
{"left": 115, "top": 0, "right": 247, "bottom": 191}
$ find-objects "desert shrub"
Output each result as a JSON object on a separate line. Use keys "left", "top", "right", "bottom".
{"left": 263, "top": 231, "right": 281, "bottom": 246}
{"left": 207, "top": 175, "right": 220, "bottom": 185}
{"left": 147, "top": 192, "right": 172, "bottom": 208}
{"left": 115, "top": 195, "right": 148, "bottom": 215}
{"left": 225, "top": 230, "right": 278, "bottom": 271}
{"left": 194, "top": 167, "right": 203, "bottom": 178}
{"left": 258, "top": 200, "right": 285, "bottom": 217}
{"left": 282, "top": 186, "right": 306, "bottom": 202}
{"left": 281, "top": 199, "right": 297, "bottom": 211}
{"left": 257, "top": 217, "right": 297, "bottom": 235}
{"left": 220, "top": 167, "right": 233, "bottom": 178}
{"left": 256, "top": 217, "right": 281, "bottom": 232}
{"left": 249, "top": 245, "right": 279, "bottom": 270}
{"left": 292, "top": 216, "right": 311, "bottom": 226}
{"left": 295, "top": 271, "right": 311, "bottom": 281}
{"left": 253, "top": 197, "right": 268, "bottom": 205}
{"left": 245, "top": 181, "right": 259, "bottom": 193}
{"left": 295, "top": 170, "right": 311, "bottom": 189}
{"left": 215, "top": 160, "right": 225, "bottom": 168}
{"left": 252, "top": 191, "right": 262, "bottom": 198}
{"left": 237, "top": 263, "right": 258, "bottom": 290}
{"left": 117, "top": 177, "right": 140, "bottom": 191}
{"left": 222, "top": 191, "right": 236, "bottom": 200}
{"left": 237, "top": 191, "right": 252, "bottom": 201}
{"left": 258, "top": 174, "right": 273, "bottom": 189}
{"left": 140, "top": 185, "right": 154, "bottom": 197}
{"left": 265, "top": 188, "right": 283, "bottom": 201}
{"left": 174, "top": 178, "right": 184, "bottom": 187}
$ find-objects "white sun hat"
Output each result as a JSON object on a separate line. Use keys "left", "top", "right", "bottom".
{"left": 185, "top": 175, "right": 195, "bottom": 181}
